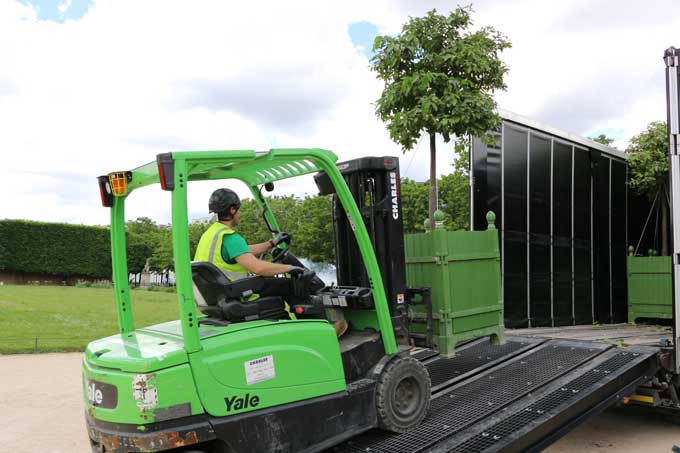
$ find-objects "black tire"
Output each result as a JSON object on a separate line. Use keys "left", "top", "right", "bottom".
{"left": 375, "top": 356, "right": 431, "bottom": 433}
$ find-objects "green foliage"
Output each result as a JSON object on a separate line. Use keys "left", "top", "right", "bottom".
{"left": 234, "top": 195, "right": 335, "bottom": 263}
{"left": 590, "top": 134, "right": 615, "bottom": 147}
{"left": 189, "top": 218, "right": 211, "bottom": 258}
{"left": 440, "top": 172, "right": 469, "bottom": 231}
{"left": 294, "top": 196, "right": 334, "bottom": 263}
{"left": 401, "top": 178, "right": 430, "bottom": 233}
{"left": 126, "top": 232, "right": 152, "bottom": 275}
{"left": 401, "top": 173, "right": 470, "bottom": 233}
{"left": 371, "top": 6, "right": 510, "bottom": 227}
{"left": 149, "top": 227, "right": 174, "bottom": 273}
{"left": 126, "top": 217, "right": 159, "bottom": 236}
{"left": 0, "top": 220, "right": 111, "bottom": 277}
{"left": 627, "top": 121, "right": 669, "bottom": 200}
{"left": 401, "top": 138, "right": 470, "bottom": 233}
{"left": 371, "top": 7, "right": 510, "bottom": 147}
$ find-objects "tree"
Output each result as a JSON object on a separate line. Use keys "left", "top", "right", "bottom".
{"left": 590, "top": 134, "right": 615, "bottom": 147}
{"left": 149, "top": 227, "right": 174, "bottom": 284}
{"left": 126, "top": 232, "right": 153, "bottom": 284}
{"left": 400, "top": 178, "right": 429, "bottom": 233}
{"left": 126, "top": 217, "right": 159, "bottom": 236}
{"left": 627, "top": 121, "right": 669, "bottom": 254}
{"left": 439, "top": 137, "right": 471, "bottom": 230}
{"left": 188, "top": 218, "right": 211, "bottom": 259}
{"left": 371, "top": 6, "right": 510, "bottom": 230}
{"left": 294, "top": 195, "right": 334, "bottom": 263}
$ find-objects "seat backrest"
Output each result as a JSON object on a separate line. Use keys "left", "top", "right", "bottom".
{"left": 191, "top": 261, "right": 231, "bottom": 308}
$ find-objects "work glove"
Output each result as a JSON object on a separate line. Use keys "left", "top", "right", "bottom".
{"left": 288, "top": 266, "right": 306, "bottom": 276}
{"left": 273, "top": 232, "right": 292, "bottom": 247}
{"left": 291, "top": 268, "right": 317, "bottom": 298}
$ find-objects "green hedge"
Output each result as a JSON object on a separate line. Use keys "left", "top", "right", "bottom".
{"left": 0, "top": 220, "right": 112, "bottom": 278}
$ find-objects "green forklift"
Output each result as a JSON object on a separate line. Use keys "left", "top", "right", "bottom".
{"left": 85, "top": 149, "right": 432, "bottom": 453}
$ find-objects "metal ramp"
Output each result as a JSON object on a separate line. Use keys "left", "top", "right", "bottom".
{"left": 330, "top": 337, "right": 659, "bottom": 453}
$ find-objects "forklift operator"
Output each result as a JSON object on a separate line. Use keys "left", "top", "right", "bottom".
{"left": 194, "top": 188, "right": 348, "bottom": 337}
{"left": 194, "top": 188, "right": 302, "bottom": 279}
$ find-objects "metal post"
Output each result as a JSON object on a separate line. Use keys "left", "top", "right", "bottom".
{"left": 550, "top": 138, "right": 554, "bottom": 327}
{"left": 664, "top": 46, "right": 680, "bottom": 373}
{"left": 527, "top": 130, "right": 531, "bottom": 327}
{"left": 469, "top": 135, "right": 474, "bottom": 231}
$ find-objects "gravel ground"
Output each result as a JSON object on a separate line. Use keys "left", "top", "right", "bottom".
{"left": 1, "top": 353, "right": 678, "bottom": 452}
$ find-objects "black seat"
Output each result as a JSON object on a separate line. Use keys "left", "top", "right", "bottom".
{"left": 191, "top": 262, "right": 288, "bottom": 322}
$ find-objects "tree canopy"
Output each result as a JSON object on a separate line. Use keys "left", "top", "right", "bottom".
{"left": 627, "top": 121, "right": 669, "bottom": 254}
{"left": 590, "top": 134, "right": 615, "bottom": 147}
{"left": 371, "top": 6, "right": 510, "bottom": 229}
{"left": 627, "top": 121, "right": 668, "bottom": 199}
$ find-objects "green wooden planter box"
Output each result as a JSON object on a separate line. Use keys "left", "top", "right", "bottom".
{"left": 627, "top": 253, "right": 672, "bottom": 323}
{"left": 405, "top": 212, "right": 505, "bottom": 357}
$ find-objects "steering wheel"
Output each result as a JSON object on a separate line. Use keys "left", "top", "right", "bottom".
{"left": 271, "top": 245, "right": 291, "bottom": 263}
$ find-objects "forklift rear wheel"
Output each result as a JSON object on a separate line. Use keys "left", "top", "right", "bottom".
{"left": 376, "top": 356, "right": 431, "bottom": 433}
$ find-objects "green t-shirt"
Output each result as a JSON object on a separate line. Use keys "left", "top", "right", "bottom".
{"left": 220, "top": 233, "right": 250, "bottom": 264}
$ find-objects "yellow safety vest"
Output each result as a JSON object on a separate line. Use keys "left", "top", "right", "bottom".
{"left": 194, "top": 223, "right": 249, "bottom": 281}
{"left": 193, "top": 222, "right": 294, "bottom": 318}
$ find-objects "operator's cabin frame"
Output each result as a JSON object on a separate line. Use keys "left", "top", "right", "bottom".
{"left": 97, "top": 148, "right": 398, "bottom": 354}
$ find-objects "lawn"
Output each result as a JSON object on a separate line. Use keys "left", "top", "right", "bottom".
{"left": 0, "top": 285, "right": 179, "bottom": 353}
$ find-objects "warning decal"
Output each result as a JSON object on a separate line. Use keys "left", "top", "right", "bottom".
{"left": 245, "top": 355, "right": 276, "bottom": 385}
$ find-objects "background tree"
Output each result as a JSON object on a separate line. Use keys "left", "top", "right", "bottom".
{"left": 148, "top": 227, "right": 174, "bottom": 284}
{"left": 294, "top": 196, "right": 334, "bottom": 263}
{"left": 371, "top": 6, "right": 510, "bottom": 230}
{"left": 400, "top": 178, "right": 430, "bottom": 233}
{"left": 627, "top": 121, "right": 669, "bottom": 254}
{"left": 590, "top": 134, "right": 616, "bottom": 147}
{"left": 439, "top": 137, "right": 471, "bottom": 230}
{"left": 188, "top": 218, "right": 211, "bottom": 258}
{"left": 126, "top": 232, "right": 152, "bottom": 285}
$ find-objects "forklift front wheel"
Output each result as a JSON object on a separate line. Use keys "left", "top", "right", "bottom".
{"left": 376, "top": 356, "right": 431, "bottom": 433}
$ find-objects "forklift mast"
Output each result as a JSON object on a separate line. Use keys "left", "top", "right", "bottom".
{"left": 316, "top": 156, "right": 407, "bottom": 315}
{"left": 664, "top": 47, "right": 680, "bottom": 373}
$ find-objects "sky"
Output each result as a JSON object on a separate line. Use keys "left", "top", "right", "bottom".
{"left": 0, "top": 0, "right": 677, "bottom": 226}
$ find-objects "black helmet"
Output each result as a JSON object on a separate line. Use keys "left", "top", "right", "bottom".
{"left": 209, "top": 188, "right": 241, "bottom": 214}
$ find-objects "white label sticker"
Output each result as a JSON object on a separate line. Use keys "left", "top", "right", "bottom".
{"left": 245, "top": 355, "right": 275, "bottom": 385}
{"left": 338, "top": 295, "right": 347, "bottom": 307}
{"left": 132, "top": 374, "right": 158, "bottom": 409}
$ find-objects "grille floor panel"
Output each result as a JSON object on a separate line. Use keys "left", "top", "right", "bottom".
{"left": 332, "top": 339, "right": 608, "bottom": 453}
{"left": 431, "top": 348, "right": 657, "bottom": 453}
{"left": 426, "top": 337, "right": 542, "bottom": 391}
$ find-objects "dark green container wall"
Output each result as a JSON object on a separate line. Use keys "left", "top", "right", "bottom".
{"left": 573, "top": 148, "right": 593, "bottom": 324}
{"left": 611, "top": 161, "right": 628, "bottom": 323}
{"left": 529, "top": 133, "right": 551, "bottom": 326}
{"left": 502, "top": 125, "right": 528, "bottom": 327}
{"left": 471, "top": 118, "right": 629, "bottom": 328}
{"left": 472, "top": 133, "right": 502, "bottom": 247}
{"left": 552, "top": 141, "right": 573, "bottom": 325}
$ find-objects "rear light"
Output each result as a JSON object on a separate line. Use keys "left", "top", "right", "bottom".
{"left": 295, "top": 306, "right": 304, "bottom": 315}
{"left": 157, "top": 153, "right": 175, "bottom": 191}
{"left": 97, "top": 176, "right": 113, "bottom": 207}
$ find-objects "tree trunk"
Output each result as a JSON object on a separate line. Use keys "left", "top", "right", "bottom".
{"left": 662, "top": 186, "right": 669, "bottom": 256}
{"left": 429, "top": 133, "right": 438, "bottom": 231}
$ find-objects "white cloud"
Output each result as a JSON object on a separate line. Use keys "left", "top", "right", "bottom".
{"left": 0, "top": 0, "right": 677, "bottom": 225}
{"left": 58, "top": 0, "right": 73, "bottom": 14}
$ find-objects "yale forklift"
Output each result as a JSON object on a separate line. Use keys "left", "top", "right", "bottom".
{"left": 85, "top": 149, "right": 431, "bottom": 452}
